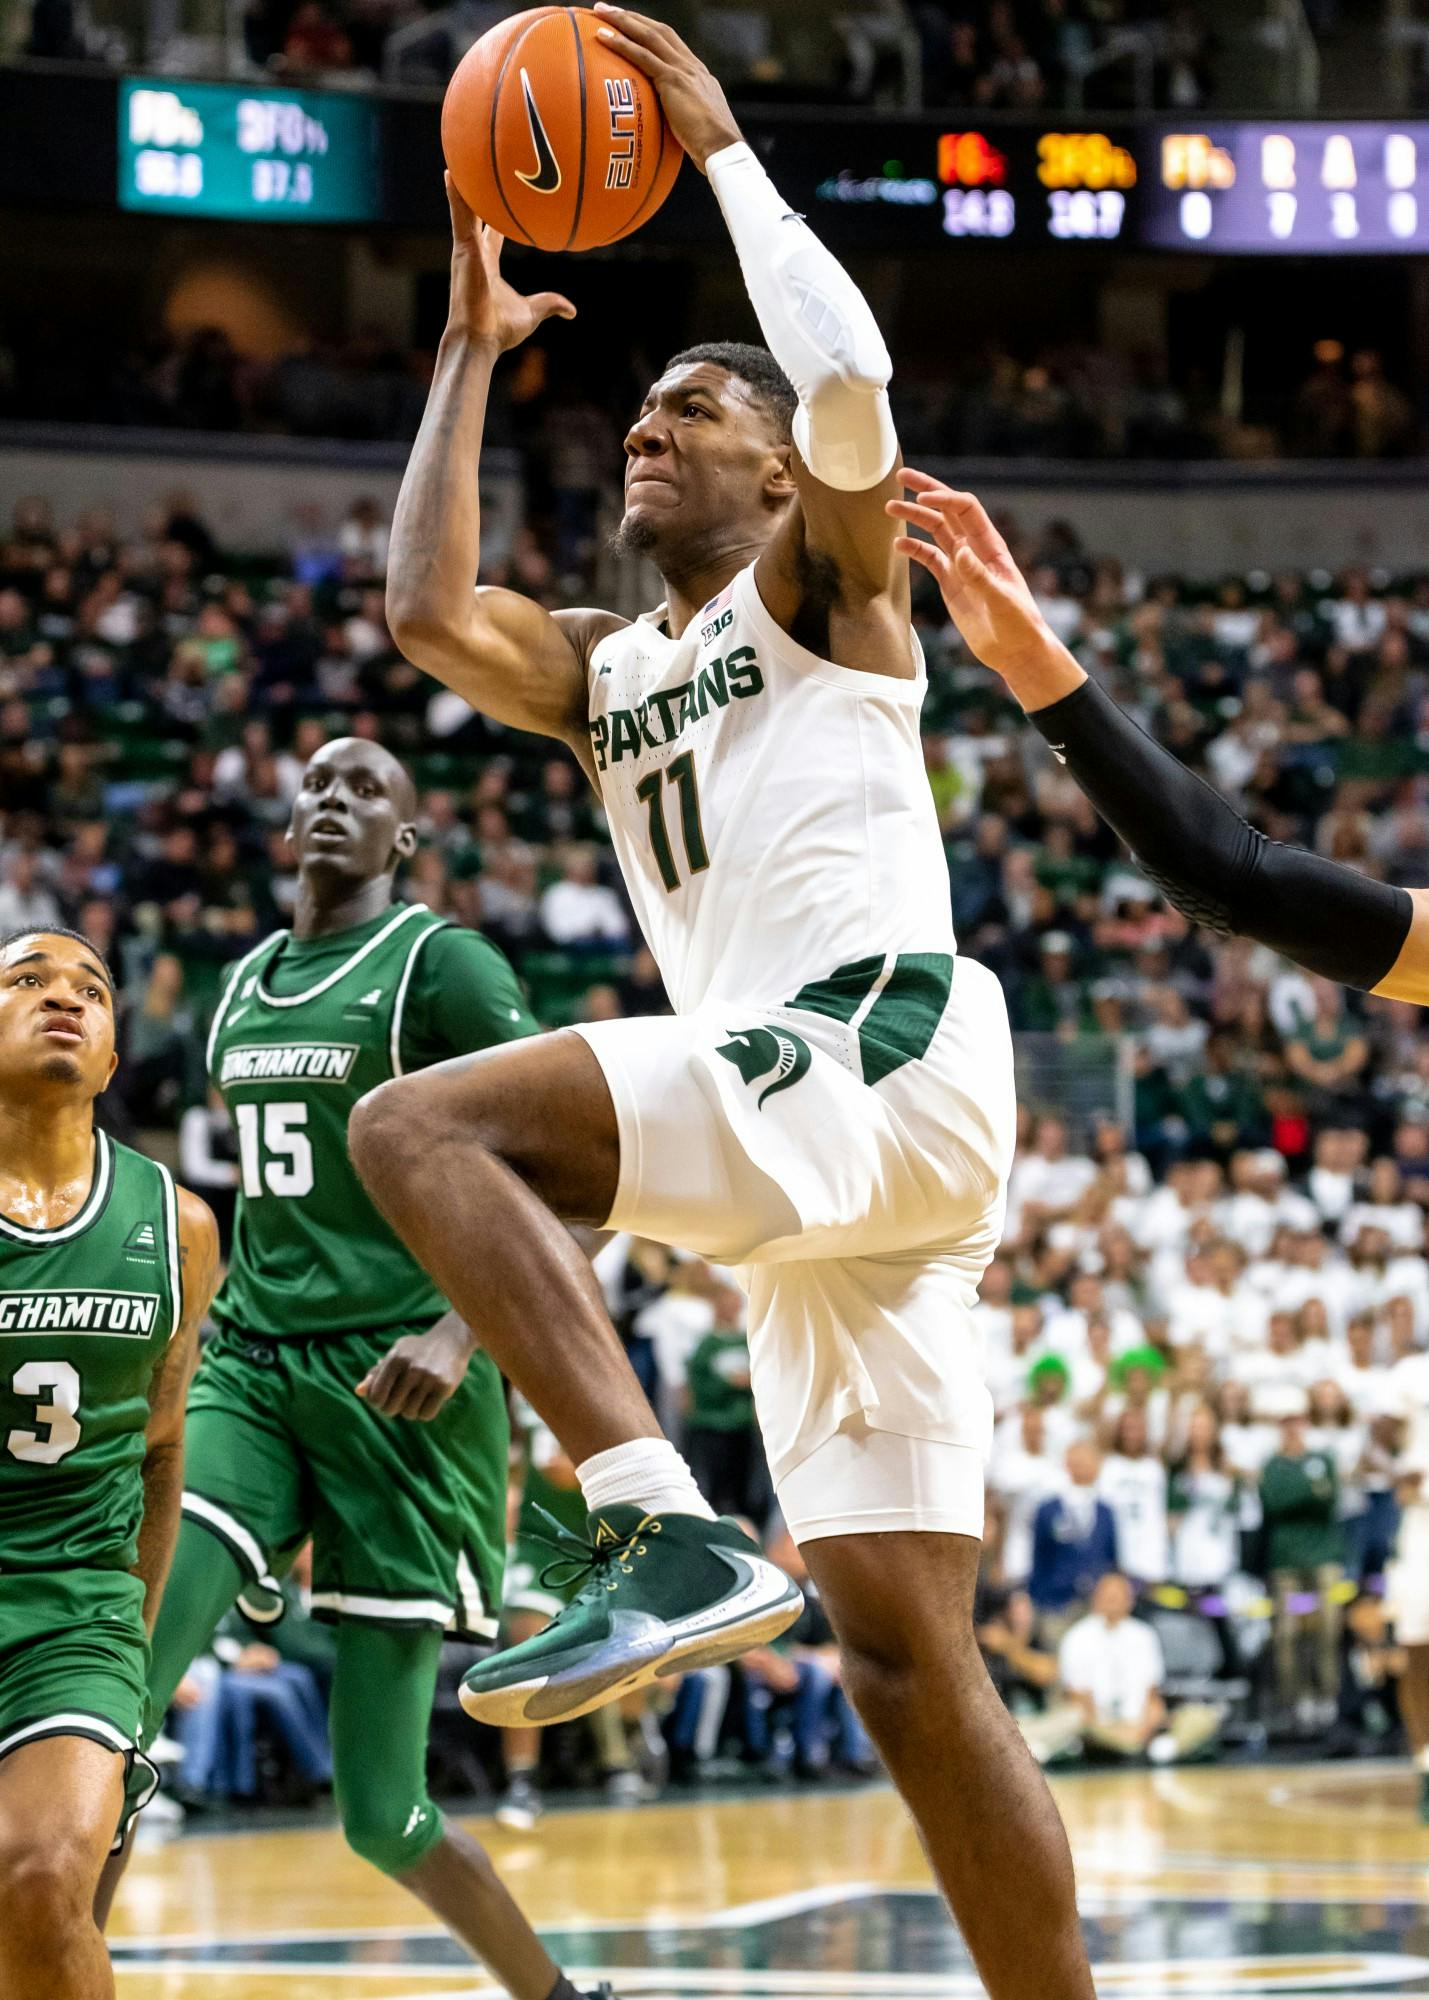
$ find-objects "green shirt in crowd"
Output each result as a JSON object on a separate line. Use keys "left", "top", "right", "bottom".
{"left": 1259, "top": 1448, "right": 1343, "bottom": 1571}
{"left": 687, "top": 1329, "right": 755, "bottom": 1433}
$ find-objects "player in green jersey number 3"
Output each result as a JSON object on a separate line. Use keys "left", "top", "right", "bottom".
{"left": 0, "top": 926, "right": 219, "bottom": 2000}
{"left": 99, "top": 739, "right": 608, "bottom": 2000}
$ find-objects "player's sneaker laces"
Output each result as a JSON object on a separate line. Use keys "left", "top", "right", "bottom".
{"left": 459, "top": 1504, "right": 803, "bottom": 1727}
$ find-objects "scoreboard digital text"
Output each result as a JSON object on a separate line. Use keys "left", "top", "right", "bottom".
{"left": 813, "top": 119, "right": 1429, "bottom": 255}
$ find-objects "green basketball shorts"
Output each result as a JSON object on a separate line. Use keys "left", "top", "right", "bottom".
{"left": 180, "top": 1325, "right": 508, "bottom": 1641}
{"left": 0, "top": 1568, "right": 158, "bottom": 1849}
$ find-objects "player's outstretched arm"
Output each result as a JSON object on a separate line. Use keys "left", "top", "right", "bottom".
{"left": 595, "top": 5, "right": 907, "bottom": 655}
{"left": 386, "top": 178, "right": 597, "bottom": 758}
{"left": 134, "top": 1187, "right": 218, "bottom": 1635}
{"left": 890, "top": 469, "right": 1422, "bottom": 1000}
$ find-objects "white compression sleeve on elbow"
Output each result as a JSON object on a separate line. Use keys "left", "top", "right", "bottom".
{"left": 706, "top": 140, "right": 897, "bottom": 492}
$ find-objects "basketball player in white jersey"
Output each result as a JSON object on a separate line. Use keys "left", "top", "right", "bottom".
{"left": 355, "top": 13, "right": 1094, "bottom": 1993}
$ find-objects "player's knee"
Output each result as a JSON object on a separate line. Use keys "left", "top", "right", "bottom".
{"left": 348, "top": 1075, "right": 415, "bottom": 1186}
{"left": 832, "top": 1596, "right": 981, "bottom": 1721}
{"left": 341, "top": 1794, "right": 441, "bottom": 1879}
{"left": 350, "top": 1071, "right": 510, "bottom": 1187}
{"left": 0, "top": 1833, "right": 94, "bottom": 1951}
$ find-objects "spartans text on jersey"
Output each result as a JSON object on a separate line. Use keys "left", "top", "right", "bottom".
{"left": 588, "top": 646, "right": 764, "bottom": 773}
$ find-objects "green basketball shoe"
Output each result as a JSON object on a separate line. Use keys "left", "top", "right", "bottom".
{"left": 1420, "top": 1770, "right": 1429, "bottom": 1827}
{"left": 460, "top": 1506, "right": 803, "bottom": 1727}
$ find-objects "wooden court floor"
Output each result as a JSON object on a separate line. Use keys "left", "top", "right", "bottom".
{"left": 108, "top": 1763, "right": 1429, "bottom": 1999}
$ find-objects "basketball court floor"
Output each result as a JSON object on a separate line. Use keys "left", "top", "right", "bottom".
{"left": 108, "top": 1763, "right": 1429, "bottom": 1998}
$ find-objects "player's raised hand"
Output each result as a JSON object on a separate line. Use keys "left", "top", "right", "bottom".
{"left": 357, "top": 1314, "right": 478, "bottom": 1422}
{"left": 887, "top": 471, "right": 1060, "bottom": 682}
{"left": 593, "top": 3, "right": 742, "bottom": 172}
{"left": 445, "top": 172, "right": 575, "bottom": 350}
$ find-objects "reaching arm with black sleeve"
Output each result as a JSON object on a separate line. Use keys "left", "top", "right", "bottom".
{"left": 1029, "top": 675, "right": 1411, "bottom": 991}
{"left": 884, "top": 470, "right": 1417, "bottom": 997}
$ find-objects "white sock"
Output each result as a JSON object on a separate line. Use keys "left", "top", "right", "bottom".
{"left": 578, "top": 1439, "right": 715, "bottom": 1521}
{"left": 1417, "top": 1746, "right": 1429, "bottom": 1774}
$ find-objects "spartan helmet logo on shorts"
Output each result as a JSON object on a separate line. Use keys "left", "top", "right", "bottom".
{"left": 514, "top": 68, "right": 561, "bottom": 194}
{"left": 716, "top": 1028, "right": 812, "bottom": 1110}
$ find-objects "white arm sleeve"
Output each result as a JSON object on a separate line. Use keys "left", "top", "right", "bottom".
{"left": 705, "top": 140, "right": 897, "bottom": 493}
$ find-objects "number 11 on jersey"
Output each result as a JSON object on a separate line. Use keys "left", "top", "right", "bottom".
{"left": 636, "top": 751, "right": 709, "bottom": 894}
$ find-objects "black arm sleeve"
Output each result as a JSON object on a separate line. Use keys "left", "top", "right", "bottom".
{"left": 1029, "top": 677, "right": 1412, "bottom": 992}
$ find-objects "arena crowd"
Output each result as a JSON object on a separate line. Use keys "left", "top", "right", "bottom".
{"left": 2, "top": 482, "right": 1426, "bottom": 1810}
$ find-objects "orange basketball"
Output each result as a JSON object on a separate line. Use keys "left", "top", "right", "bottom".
{"left": 442, "top": 5, "right": 683, "bottom": 253}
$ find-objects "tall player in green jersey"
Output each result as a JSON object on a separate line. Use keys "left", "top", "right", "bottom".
{"left": 0, "top": 926, "right": 219, "bottom": 2000}
{"left": 102, "top": 738, "right": 605, "bottom": 2000}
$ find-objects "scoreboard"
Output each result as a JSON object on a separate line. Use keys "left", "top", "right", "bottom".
{"left": 1145, "top": 123, "right": 1429, "bottom": 251}
{"left": 48, "top": 83, "right": 1429, "bottom": 248}
{"left": 811, "top": 120, "right": 1429, "bottom": 255}
{"left": 118, "top": 79, "right": 381, "bottom": 222}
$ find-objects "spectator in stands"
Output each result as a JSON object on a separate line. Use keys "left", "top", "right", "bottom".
{"left": 1028, "top": 1440, "right": 1118, "bottom": 1646}
{"left": 178, "top": 1086, "right": 240, "bottom": 1251}
{"left": 1285, "top": 983, "right": 1371, "bottom": 1126}
{"left": 989, "top": 1402, "right": 1064, "bottom": 1589}
{"left": 1337, "top": 1589, "right": 1406, "bottom": 1754}
{"left": 681, "top": 1276, "right": 769, "bottom": 1523}
{"left": 538, "top": 843, "right": 631, "bottom": 951}
{"left": 279, "top": 0, "right": 355, "bottom": 71}
{"left": 338, "top": 497, "right": 390, "bottom": 578}
{"left": 1167, "top": 1405, "right": 1242, "bottom": 1592}
{"left": 1261, "top": 1406, "right": 1346, "bottom": 1732}
{"left": 1006, "top": 1114, "right": 1098, "bottom": 1244}
{"left": 1099, "top": 1407, "right": 1171, "bottom": 1586}
{"left": 1051, "top": 1572, "right": 1225, "bottom": 1765}
{"left": 739, "top": 1531, "right": 877, "bottom": 1779}
{"left": 1055, "top": 1572, "right": 1168, "bottom": 1759}
{"left": 0, "top": 848, "right": 60, "bottom": 934}
{"left": 1348, "top": 350, "right": 1415, "bottom": 460}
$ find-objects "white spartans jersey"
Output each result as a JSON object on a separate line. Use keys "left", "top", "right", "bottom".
{"left": 588, "top": 562, "right": 955, "bottom": 1015}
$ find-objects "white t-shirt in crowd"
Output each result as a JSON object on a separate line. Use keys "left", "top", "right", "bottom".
{"left": 1212, "top": 1191, "right": 1267, "bottom": 1258}
{"left": 1098, "top": 1453, "right": 1170, "bottom": 1583}
{"left": 1166, "top": 1280, "right": 1267, "bottom": 1360}
{"left": 1386, "top": 1351, "right": 1429, "bottom": 1480}
{"left": 1041, "top": 1302, "right": 1144, "bottom": 1364}
{"left": 1007, "top": 1151, "right": 1099, "bottom": 1229}
{"left": 539, "top": 878, "right": 631, "bottom": 945}
{"left": 984, "top": 1341, "right": 1049, "bottom": 1418}
{"left": 1341, "top": 1201, "right": 1425, "bottom": 1254}
{"left": 988, "top": 1443, "right": 1066, "bottom": 1585}
{"left": 1273, "top": 1260, "right": 1359, "bottom": 1337}
{"left": 1221, "top": 1419, "right": 1278, "bottom": 1484}
{"left": 1337, "top": 1356, "right": 1391, "bottom": 1418}
{"left": 1354, "top": 1259, "right": 1429, "bottom": 1337}
{"left": 1308, "top": 1165, "right": 1356, "bottom": 1226}
{"left": 633, "top": 1290, "right": 714, "bottom": 1395}
{"left": 1132, "top": 1186, "right": 1204, "bottom": 1256}
{"left": 1169, "top": 1466, "right": 1241, "bottom": 1589}
{"left": 1059, "top": 1613, "right": 1165, "bottom": 1724}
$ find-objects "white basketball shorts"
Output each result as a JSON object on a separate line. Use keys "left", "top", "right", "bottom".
{"left": 1388, "top": 1505, "right": 1429, "bottom": 1647}
{"left": 570, "top": 955, "right": 1016, "bottom": 1541}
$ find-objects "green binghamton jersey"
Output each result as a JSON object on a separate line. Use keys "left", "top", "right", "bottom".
{"left": 208, "top": 903, "right": 536, "bottom": 1339}
{"left": 0, "top": 1133, "right": 180, "bottom": 1572}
